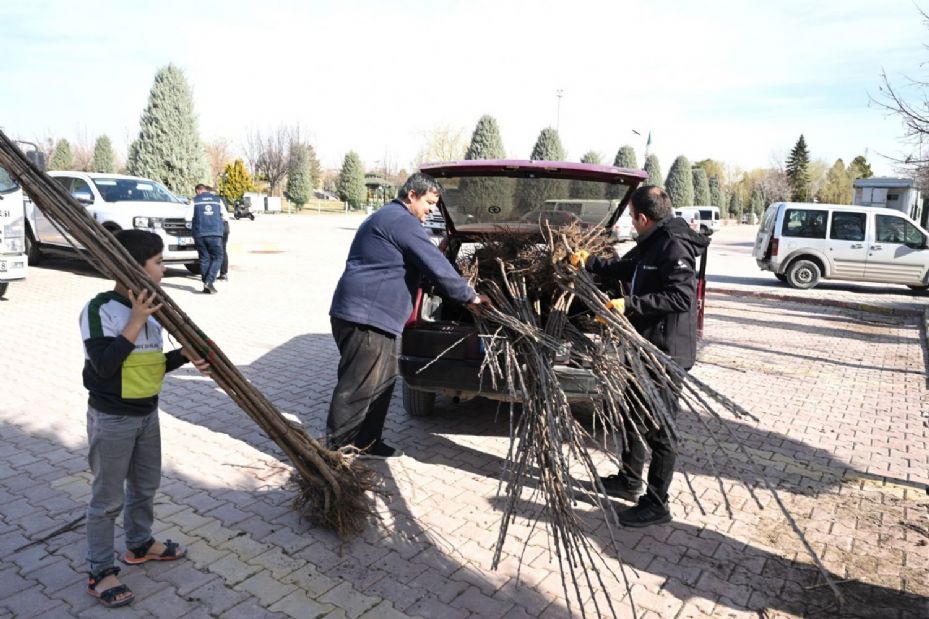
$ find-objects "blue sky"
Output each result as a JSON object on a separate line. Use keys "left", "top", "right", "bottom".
{"left": 1, "top": 0, "right": 927, "bottom": 176}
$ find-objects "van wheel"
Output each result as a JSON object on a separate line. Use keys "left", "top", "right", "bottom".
{"left": 402, "top": 383, "right": 436, "bottom": 417}
{"left": 25, "top": 230, "right": 42, "bottom": 266}
{"left": 699, "top": 224, "right": 711, "bottom": 235}
{"left": 907, "top": 284, "right": 929, "bottom": 292}
{"left": 774, "top": 273, "right": 788, "bottom": 283}
{"left": 786, "top": 259, "right": 820, "bottom": 289}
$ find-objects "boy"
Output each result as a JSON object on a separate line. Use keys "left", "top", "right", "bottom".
{"left": 80, "top": 230, "right": 210, "bottom": 607}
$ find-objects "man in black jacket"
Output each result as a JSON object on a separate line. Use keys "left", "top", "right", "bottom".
{"left": 574, "top": 185, "right": 709, "bottom": 526}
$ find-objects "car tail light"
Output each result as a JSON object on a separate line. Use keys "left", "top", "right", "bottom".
{"left": 770, "top": 238, "right": 779, "bottom": 257}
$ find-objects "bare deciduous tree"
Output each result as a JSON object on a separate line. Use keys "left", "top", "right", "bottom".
{"left": 206, "top": 138, "right": 234, "bottom": 186}
{"left": 245, "top": 125, "right": 297, "bottom": 196}
{"left": 413, "top": 125, "right": 468, "bottom": 167}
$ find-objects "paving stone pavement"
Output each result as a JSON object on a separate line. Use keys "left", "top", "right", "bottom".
{"left": 0, "top": 214, "right": 927, "bottom": 618}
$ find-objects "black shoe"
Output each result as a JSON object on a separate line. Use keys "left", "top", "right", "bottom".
{"left": 217, "top": 274, "right": 228, "bottom": 281}
{"left": 202, "top": 286, "right": 212, "bottom": 294}
{"left": 617, "top": 496, "right": 672, "bottom": 528}
{"left": 598, "top": 473, "right": 643, "bottom": 502}
{"left": 207, "top": 284, "right": 218, "bottom": 294}
{"left": 356, "top": 440, "right": 404, "bottom": 459}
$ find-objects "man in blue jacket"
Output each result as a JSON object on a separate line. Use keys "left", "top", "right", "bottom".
{"left": 328, "top": 173, "right": 485, "bottom": 458}
{"left": 191, "top": 184, "right": 225, "bottom": 294}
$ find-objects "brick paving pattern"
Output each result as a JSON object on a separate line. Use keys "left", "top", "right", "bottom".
{"left": 0, "top": 216, "right": 926, "bottom": 617}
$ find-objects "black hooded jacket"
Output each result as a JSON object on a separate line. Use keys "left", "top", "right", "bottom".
{"left": 586, "top": 216, "right": 710, "bottom": 370}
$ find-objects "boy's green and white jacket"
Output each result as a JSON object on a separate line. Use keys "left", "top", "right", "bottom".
{"left": 79, "top": 291, "right": 188, "bottom": 416}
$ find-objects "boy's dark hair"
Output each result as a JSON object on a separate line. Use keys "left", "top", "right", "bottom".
{"left": 195, "top": 183, "right": 208, "bottom": 192}
{"left": 630, "top": 185, "right": 673, "bottom": 221}
{"left": 397, "top": 172, "right": 442, "bottom": 202}
{"left": 115, "top": 230, "right": 163, "bottom": 266}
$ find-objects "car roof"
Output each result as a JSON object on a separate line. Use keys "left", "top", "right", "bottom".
{"left": 420, "top": 159, "right": 647, "bottom": 183}
{"left": 48, "top": 171, "right": 156, "bottom": 182}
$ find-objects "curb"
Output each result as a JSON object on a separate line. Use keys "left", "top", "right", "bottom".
{"left": 707, "top": 285, "right": 924, "bottom": 318}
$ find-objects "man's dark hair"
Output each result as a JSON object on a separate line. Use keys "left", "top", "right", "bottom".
{"left": 195, "top": 183, "right": 208, "bottom": 192}
{"left": 115, "top": 230, "right": 163, "bottom": 266}
{"left": 630, "top": 185, "right": 673, "bottom": 221}
{"left": 397, "top": 172, "right": 442, "bottom": 202}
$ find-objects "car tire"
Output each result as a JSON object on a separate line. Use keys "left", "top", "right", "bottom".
{"left": 402, "top": 382, "right": 436, "bottom": 417}
{"left": 185, "top": 263, "right": 201, "bottom": 275}
{"left": 786, "top": 259, "right": 820, "bottom": 290}
{"left": 25, "top": 229, "right": 42, "bottom": 266}
{"left": 774, "top": 273, "right": 788, "bottom": 283}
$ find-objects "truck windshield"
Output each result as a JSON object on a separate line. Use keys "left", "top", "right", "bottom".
{"left": 91, "top": 177, "right": 178, "bottom": 203}
{"left": 0, "top": 166, "right": 18, "bottom": 194}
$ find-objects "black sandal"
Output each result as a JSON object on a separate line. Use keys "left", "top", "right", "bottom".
{"left": 87, "top": 566, "right": 134, "bottom": 608}
{"left": 123, "top": 537, "right": 186, "bottom": 564}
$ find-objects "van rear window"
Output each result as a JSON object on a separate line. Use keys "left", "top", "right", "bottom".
{"left": 782, "top": 209, "right": 827, "bottom": 239}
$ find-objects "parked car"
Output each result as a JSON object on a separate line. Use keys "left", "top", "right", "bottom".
{"left": 753, "top": 201, "right": 929, "bottom": 290}
{"left": 399, "top": 160, "right": 656, "bottom": 417}
{"left": 25, "top": 172, "right": 199, "bottom": 271}
{"left": 674, "top": 207, "right": 700, "bottom": 232}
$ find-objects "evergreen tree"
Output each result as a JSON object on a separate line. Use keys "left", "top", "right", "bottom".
{"left": 817, "top": 158, "right": 853, "bottom": 204}
{"left": 692, "top": 167, "right": 709, "bottom": 205}
{"left": 49, "top": 139, "right": 74, "bottom": 171}
{"left": 728, "top": 191, "right": 742, "bottom": 219}
{"left": 530, "top": 127, "right": 565, "bottom": 160}
{"left": 709, "top": 175, "right": 723, "bottom": 208}
{"left": 643, "top": 154, "right": 662, "bottom": 187}
{"left": 847, "top": 155, "right": 873, "bottom": 181}
{"left": 338, "top": 151, "right": 367, "bottom": 209}
{"left": 570, "top": 151, "right": 605, "bottom": 198}
{"left": 785, "top": 134, "right": 811, "bottom": 202}
{"left": 750, "top": 186, "right": 765, "bottom": 216}
{"left": 306, "top": 144, "right": 322, "bottom": 190}
{"left": 665, "top": 155, "right": 694, "bottom": 207}
{"left": 613, "top": 145, "right": 637, "bottom": 169}
{"left": 91, "top": 135, "right": 116, "bottom": 173}
{"left": 465, "top": 115, "right": 506, "bottom": 160}
{"left": 285, "top": 143, "right": 313, "bottom": 209}
{"left": 217, "top": 159, "right": 254, "bottom": 206}
{"left": 127, "top": 64, "right": 207, "bottom": 194}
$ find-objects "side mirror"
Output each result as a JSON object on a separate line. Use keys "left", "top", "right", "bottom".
{"left": 72, "top": 191, "right": 94, "bottom": 204}
{"left": 26, "top": 150, "right": 47, "bottom": 171}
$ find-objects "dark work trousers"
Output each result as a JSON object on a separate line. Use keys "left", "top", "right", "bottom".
{"left": 220, "top": 221, "right": 229, "bottom": 276}
{"left": 326, "top": 317, "right": 398, "bottom": 449}
{"left": 194, "top": 235, "right": 224, "bottom": 286}
{"left": 622, "top": 371, "right": 684, "bottom": 505}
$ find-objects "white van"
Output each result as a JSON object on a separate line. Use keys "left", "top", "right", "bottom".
{"left": 676, "top": 206, "right": 720, "bottom": 235}
{"left": 753, "top": 202, "right": 929, "bottom": 290}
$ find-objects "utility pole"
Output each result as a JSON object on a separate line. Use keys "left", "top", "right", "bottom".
{"left": 555, "top": 89, "right": 564, "bottom": 132}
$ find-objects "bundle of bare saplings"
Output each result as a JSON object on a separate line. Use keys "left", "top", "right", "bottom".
{"left": 455, "top": 222, "right": 843, "bottom": 618}
{"left": 0, "top": 132, "right": 378, "bottom": 537}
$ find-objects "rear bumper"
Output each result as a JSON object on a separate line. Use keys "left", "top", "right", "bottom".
{"left": 0, "top": 254, "right": 27, "bottom": 281}
{"left": 400, "top": 355, "right": 601, "bottom": 402}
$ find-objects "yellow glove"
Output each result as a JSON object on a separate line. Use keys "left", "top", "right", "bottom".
{"left": 569, "top": 250, "right": 590, "bottom": 268}
{"left": 595, "top": 298, "right": 625, "bottom": 324}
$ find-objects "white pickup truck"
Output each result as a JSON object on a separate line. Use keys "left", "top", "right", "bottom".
{"left": 25, "top": 171, "right": 199, "bottom": 271}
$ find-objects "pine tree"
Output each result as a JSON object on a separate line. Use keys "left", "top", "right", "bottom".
{"left": 127, "top": 64, "right": 208, "bottom": 194}
{"left": 643, "top": 154, "right": 662, "bottom": 187}
{"left": 465, "top": 115, "right": 506, "bottom": 160}
{"left": 692, "top": 167, "right": 709, "bottom": 205}
{"left": 217, "top": 159, "right": 254, "bottom": 206}
{"left": 530, "top": 127, "right": 565, "bottom": 160}
{"left": 785, "top": 134, "right": 811, "bottom": 202}
{"left": 847, "top": 155, "right": 873, "bottom": 181}
{"left": 92, "top": 136, "right": 116, "bottom": 173}
{"left": 285, "top": 143, "right": 313, "bottom": 209}
{"left": 817, "top": 158, "right": 853, "bottom": 204}
{"left": 338, "top": 151, "right": 367, "bottom": 209}
{"left": 728, "top": 192, "right": 742, "bottom": 219}
{"left": 306, "top": 144, "right": 322, "bottom": 190}
{"left": 750, "top": 186, "right": 765, "bottom": 216}
{"left": 709, "top": 175, "right": 723, "bottom": 209}
{"left": 570, "top": 151, "right": 605, "bottom": 199}
{"left": 665, "top": 155, "right": 694, "bottom": 207}
{"left": 49, "top": 139, "right": 74, "bottom": 171}
{"left": 613, "top": 145, "right": 637, "bottom": 169}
